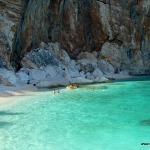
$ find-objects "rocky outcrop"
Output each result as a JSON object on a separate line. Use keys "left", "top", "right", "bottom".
{"left": 0, "top": 0, "right": 23, "bottom": 68}
{"left": 13, "top": 0, "right": 149, "bottom": 63}
{"left": 97, "top": 59, "right": 115, "bottom": 75}
{"left": 99, "top": 41, "right": 150, "bottom": 75}
{"left": 99, "top": 42, "right": 122, "bottom": 68}
{"left": 0, "top": 68, "right": 17, "bottom": 86}
{"left": 0, "top": 0, "right": 150, "bottom": 87}
{"left": 0, "top": 42, "right": 130, "bottom": 86}
{"left": 21, "top": 42, "right": 107, "bottom": 83}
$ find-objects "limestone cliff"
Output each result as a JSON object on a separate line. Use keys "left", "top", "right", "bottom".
{"left": 0, "top": 0, "right": 150, "bottom": 75}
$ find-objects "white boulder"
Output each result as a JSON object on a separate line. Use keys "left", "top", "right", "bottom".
{"left": 100, "top": 42, "right": 122, "bottom": 68}
{"left": 98, "top": 59, "right": 115, "bottom": 74}
{"left": 93, "top": 68, "right": 104, "bottom": 78}
{"left": 77, "top": 52, "right": 98, "bottom": 65}
{"left": 16, "top": 72, "right": 28, "bottom": 81}
{"left": 0, "top": 69, "right": 17, "bottom": 86}
{"left": 30, "top": 69, "right": 46, "bottom": 80}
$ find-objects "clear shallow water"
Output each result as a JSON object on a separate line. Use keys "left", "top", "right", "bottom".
{"left": 0, "top": 79, "right": 150, "bottom": 150}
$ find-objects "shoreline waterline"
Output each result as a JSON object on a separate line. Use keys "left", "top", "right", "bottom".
{"left": 0, "top": 75, "right": 149, "bottom": 105}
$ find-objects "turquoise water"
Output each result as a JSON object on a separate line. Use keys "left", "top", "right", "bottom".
{"left": 0, "top": 79, "right": 150, "bottom": 150}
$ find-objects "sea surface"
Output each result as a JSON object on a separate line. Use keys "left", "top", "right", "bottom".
{"left": 0, "top": 77, "right": 150, "bottom": 150}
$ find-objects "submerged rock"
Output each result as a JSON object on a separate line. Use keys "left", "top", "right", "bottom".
{"left": 66, "top": 84, "right": 79, "bottom": 90}
{"left": 140, "top": 119, "right": 150, "bottom": 126}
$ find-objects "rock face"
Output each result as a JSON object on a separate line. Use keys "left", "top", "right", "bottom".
{"left": 0, "top": 0, "right": 23, "bottom": 68}
{"left": 21, "top": 42, "right": 106, "bottom": 83}
{"left": 0, "top": 0, "right": 150, "bottom": 79}
{"left": 0, "top": 68, "right": 17, "bottom": 86}
{"left": 100, "top": 42, "right": 122, "bottom": 68}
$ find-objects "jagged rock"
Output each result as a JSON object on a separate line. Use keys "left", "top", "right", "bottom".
{"left": 99, "top": 42, "right": 122, "bottom": 68}
{"left": 78, "top": 62, "right": 95, "bottom": 74}
{"left": 92, "top": 51, "right": 99, "bottom": 58}
{"left": 93, "top": 68, "right": 104, "bottom": 78}
{"left": 60, "top": 59, "right": 80, "bottom": 79}
{"left": 77, "top": 52, "right": 98, "bottom": 74}
{"left": 77, "top": 52, "right": 98, "bottom": 64}
{"left": 65, "top": 65, "right": 80, "bottom": 79}
{"left": 29, "top": 69, "right": 46, "bottom": 81}
{"left": 0, "top": 0, "right": 23, "bottom": 68}
{"left": 129, "top": 51, "right": 146, "bottom": 75}
{"left": 0, "top": 0, "right": 149, "bottom": 76}
{"left": 0, "top": 57, "right": 4, "bottom": 68}
{"left": 98, "top": 59, "right": 115, "bottom": 75}
{"left": 21, "top": 42, "right": 81, "bottom": 81}
{"left": 86, "top": 72, "right": 94, "bottom": 80}
{"left": 16, "top": 72, "right": 28, "bottom": 82}
{"left": 22, "top": 43, "right": 108, "bottom": 83}
{"left": 21, "top": 47, "right": 59, "bottom": 69}
{"left": 66, "top": 84, "right": 79, "bottom": 90}
{"left": 0, "top": 75, "right": 12, "bottom": 86}
{"left": 80, "top": 71, "right": 86, "bottom": 79}
{"left": 0, "top": 32, "right": 11, "bottom": 68}
{"left": 44, "top": 65, "right": 59, "bottom": 78}
{"left": 40, "top": 42, "right": 71, "bottom": 65}
{"left": 21, "top": 57, "right": 38, "bottom": 69}
{"left": 0, "top": 69, "right": 17, "bottom": 86}
{"left": 120, "top": 70, "right": 129, "bottom": 75}
{"left": 77, "top": 52, "right": 98, "bottom": 72}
